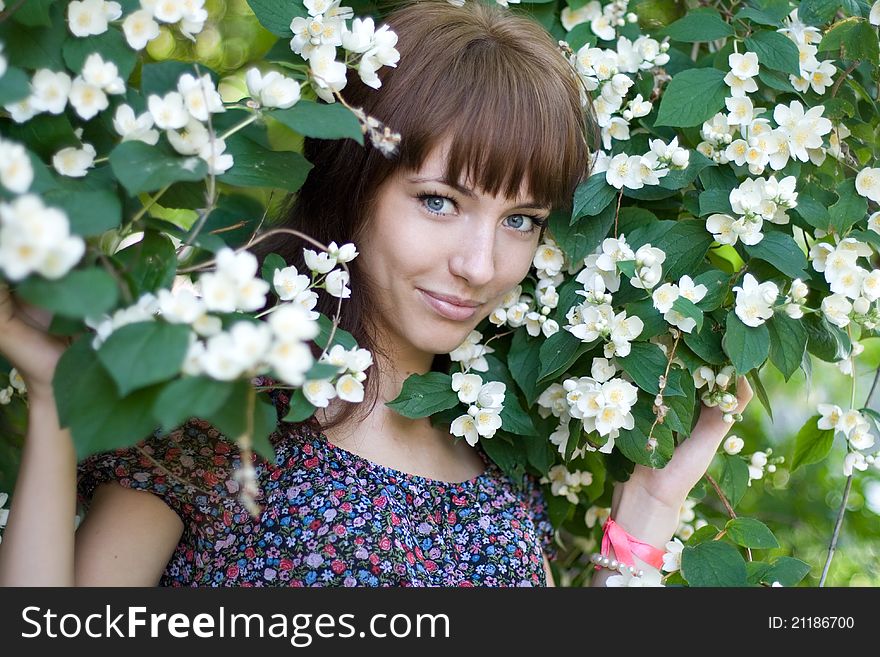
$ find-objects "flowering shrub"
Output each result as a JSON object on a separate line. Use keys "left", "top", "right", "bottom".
{"left": 1, "top": 0, "right": 880, "bottom": 586}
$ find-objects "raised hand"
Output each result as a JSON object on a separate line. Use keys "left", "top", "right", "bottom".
{"left": 621, "top": 376, "right": 755, "bottom": 512}
{"left": 0, "top": 283, "right": 72, "bottom": 399}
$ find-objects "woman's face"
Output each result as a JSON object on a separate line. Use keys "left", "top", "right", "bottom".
{"left": 357, "top": 137, "right": 550, "bottom": 359}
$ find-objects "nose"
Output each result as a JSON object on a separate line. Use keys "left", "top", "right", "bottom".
{"left": 448, "top": 219, "right": 496, "bottom": 288}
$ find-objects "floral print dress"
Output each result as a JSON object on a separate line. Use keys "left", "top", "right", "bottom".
{"left": 76, "top": 377, "right": 557, "bottom": 587}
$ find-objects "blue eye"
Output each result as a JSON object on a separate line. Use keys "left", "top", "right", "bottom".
{"left": 506, "top": 214, "right": 547, "bottom": 235}
{"left": 418, "top": 193, "right": 455, "bottom": 215}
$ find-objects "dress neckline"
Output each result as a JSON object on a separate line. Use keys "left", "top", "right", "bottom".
{"left": 301, "top": 422, "right": 493, "bottom": 489}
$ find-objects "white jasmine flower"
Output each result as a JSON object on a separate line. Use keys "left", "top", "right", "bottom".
{"left": 267, "top": 340, "right": 314, "bottom": 387}
{"left": 855, "top": 167, "right": 880, "bottom": 203}
{"left": 723, "top": 435, "right": 745, "bottom": 455}
{"left": 273, "top": 265, "right": 311, "bottom": 301}
{"left": 198, "top": 137, "right": 233, "bottom": 175}
{"left": 303, "top": 378, "right": 337, "bottom": 407}
{"left": 123, "top": 9, "right": 161, "bottom": 50}
{"left": 52, "top": 143, "right": 97, "bottom": 178}
{"left": 68, "top": 77, "right": 108, "bottom": 120}
{"left": 821, "top": 293, "right": 852, "bottom": 328}
{"left": 148, "top": 91, "right": 189, "bottom": 130}
{"left": 728, "top": 52, "right": 759, "bottom": 80}
{"left": 0, "top": 139, "right": 34, "bottom": 194}
{"left": 245, "top": 68, "right": 301, "bottom": 109}
{"left": 844, "top": 451, "right": 869, "bottom": 477}
{"left": 732, "top": 273, "right": 778, "bottom": 327}
{"left": 336, "top": 373, "right": 364, "bottom": 402}
{"left": 533, "top": 242, "right": 565, "bottom": 277}
{"left": 177, "top": 73, "right": 224, "bottom": 122}
{"left": 68, "top": 0, "right": 121, "bottom": 37}
{"left": 451, "top": 372, "right": 483, "bottom": 405}
{"left": 30, "top": 69, "right": 72, "bottom": 115}
{"left": 662, "top": 538, "right": 684, "bottom": 572}
{"left": 470, "top": 405, "right": 503, "bottom": 439}
{"left": 324, "top": 269, "right": 350, "bottom": 298}
{"left": 303, "top": 248, "right": 337, "bottom": 274}
{"left": 112, "top": 104, "right": 159, "bottom": 145}
{"left": 451, "top": 413, "right": 480, "bottom": 446}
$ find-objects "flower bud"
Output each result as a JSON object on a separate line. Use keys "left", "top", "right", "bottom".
{"left": 853, "top": 297, "right": 870, "bottom": 315}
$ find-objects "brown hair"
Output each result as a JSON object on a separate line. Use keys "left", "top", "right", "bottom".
{"left": 251, "top": 0, "right": 596, "bottom": 433}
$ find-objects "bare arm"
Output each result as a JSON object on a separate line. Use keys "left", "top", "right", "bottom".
{"left": 543, "top": 551, "right": 555, "bottom": 587}
{"left": 0, "top": 391, "right": 184, "bottom": 586}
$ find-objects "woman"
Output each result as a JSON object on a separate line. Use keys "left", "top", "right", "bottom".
{"left": 0, "top": 0, "right": 751, "bottom": 586}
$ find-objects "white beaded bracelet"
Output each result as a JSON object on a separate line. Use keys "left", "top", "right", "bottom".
{"left": 590, "top": 552, "right": 645, "bottom": 578}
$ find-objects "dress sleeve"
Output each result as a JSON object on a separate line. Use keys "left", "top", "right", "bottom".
{"left": 76, "top": 418, "right": 236, "bottom": 525}
{"left": 522, "top": 472, "right": 558, "bottom": 561}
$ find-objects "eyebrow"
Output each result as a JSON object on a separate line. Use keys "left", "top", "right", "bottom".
{"left": 407, "top": 176, "right": 551, "bottom": 212}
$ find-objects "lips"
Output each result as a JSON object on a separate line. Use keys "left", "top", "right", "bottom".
{"left": 417, "top": 289, "right": 482, "bottom": 321}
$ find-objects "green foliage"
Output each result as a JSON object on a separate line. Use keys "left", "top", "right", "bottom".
{"left": 385, "top": 372, "right": 459, "bottom": 419}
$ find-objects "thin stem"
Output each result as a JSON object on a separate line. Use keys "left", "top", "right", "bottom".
{"left": 830, "top": 61, "right": 859, "bottom": 99}
{"left": 178, "top": 228, "right": 347, "bottom": 363}
{"left": 817, "top": 360, "right": 880, "bottom": 586}
{"left": 704, "top": 472, "right": 753, "bottom": 562}
{"left": 130, "top": 184, "right": 171, "bottom": 225}
{"left": 612, "top": 190, "right": 624, "bottom": 239}
{"left": 218, "top": 112, "right": 260, "bottom": 141}
{"left": 818, "top": 475, "right": 853, "bottom": 587}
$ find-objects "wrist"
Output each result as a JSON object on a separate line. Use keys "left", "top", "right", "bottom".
{"left": 610, "top": 484, "right": 681, "bottom": 552}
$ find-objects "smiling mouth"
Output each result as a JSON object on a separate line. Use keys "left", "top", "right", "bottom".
{"left": 417, "top": 289, "right": 481, "bottom": 321}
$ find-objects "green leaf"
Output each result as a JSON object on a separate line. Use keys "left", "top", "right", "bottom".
{"left": 655, "top": 68, "right": 728, "bottom": 128}
{"left": 763, "top": 556, "right": 812, "bottom": 586}
{"left": 799, "top": 0, "right": 841, "bottom": 25}
{"left": 654, "top": 220, "right": 713, "bottom": 280}
{"left": 0, "top": 67, "right": 30, "bottom": 105}
{"left": 269, "top": 101, "right": 364, "bottom": 144}
{"left": 744, "top": 30, "right": 801, "bottom": 76}
{"left": 734, "top": 7, "right": 786, "bottom": 26}
{"left": 42, "top": 188, "right": 122, "bottom": 237}
{"left": 110, "top": 142, "right": 208, "bottom": 195}
{"left": 218, "top": 134, "right": 313, "bottom": 193}
{"left": 684, "top": 317, "right": 726, "bottom": 365}
{"left": 747, "top": 369, "right": 774, "bottom": 422}
{"left": 804, "top": 313, "right": 851, "bottom": 362}
{"left": 743, "top": 232, "right": 809, "bottom": 280}
{"left": 618, "top": 341, "right": 685, "bottom": 397}
{"left": 524, "top": 432, "right": 555, "bottom": 474}
{"left": 819, "top": 18, "right": 879, "bottom": 64}
{"left": 314, "top": 313, "right": 357, "bottom": 350}
{"left": 97, "top": 321, "right": 191, "bottom": 396}
{"left": 664, "top": 369, "right": 695, "bottom": 436}
{"left": 757, "top": 67, "right": 797, "bottom": 93}
{"left": 693, "top": 269, "right": 730, "bottom": 311}
{"left": 15, "top": 268, "right": 119, "bottom": 319}
{"left": 698, "top": 189, "right": 733, "bottom": 216}
{"left": 538, "top": 330, "right": 594, "bottom": 381}
{"left": 260, "top": 253, "right": 289, "bottom": 289}
{"left": 662, "top": 9, "right": 734, "bottom": 42}
{"left": 793, "top": 194, "right": 831, "bottom": 230}
{"left": 112, "top": 230, "right": 178, "bottom": 296}
{"left": 717, "top": 453, "right": 750, "bottom": 509}
{"left": 0, "top": 18, "right": 66, "bottom": 70}
{"left": 545, "top": 486, "right": 573, "bottom": 527}
{"left": 571, "top": 173, "right": 617, "bottom": 221}
{"left": 153, "top": 376, "right": 237, "bottom": 433}
{"left": 480, "top": 433, "right": 527, "bottom": 481}
{"left": 828, "top": 178, "right": 868, "bottom": 235}
{"left": 791, "top": 414, "right": 836, "bottom": 471}
{"left": 624, "top": 299, "right": 667, "bottom": 340}
{"left": 671, "top": 296, "right": 704, "bottom": 334}
{"left": 550, "top": 203, "right": 615, "bottom": 264}
{"left": 62, "top": 28, "right": 138, "bottom": 80}
{"left": 681, "top": 541, "right": 749, "bottom": 587}
{"left": 140, "top": 61, "right": 218, "bottom": 99}
{"left": 54, "top": 338, "right": 165, "bottom": 460}
{"left": 726, "top": 517, "right": 779, "bottom": 549}
{"left": 6, "top": 113, "right": 79, "bottom": 160}
{"left": 767, "top": 312, "right": 807, "bottom": 381}
{"left": 204, "top": 380, "right": 279, "bottom": 464}
{"left": 12, "top": 0, "right": 54, "bottom": 26}
{"left": 615, "top": 403, "right": 674, "bottom": 469}
{"left": 508, "top": 329, "right": 544, "bottom": 406}
{"left": 283, "top": 388, "right": 317, "bottom": 423}
{"left": 386, "top": 371, "right": 459, "bottom": 419}
{"left": 246, "top": 0, "right": 307, "bottom": 37}
{"left": 723, "top": 311, "right": 770, "bottom": 375}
